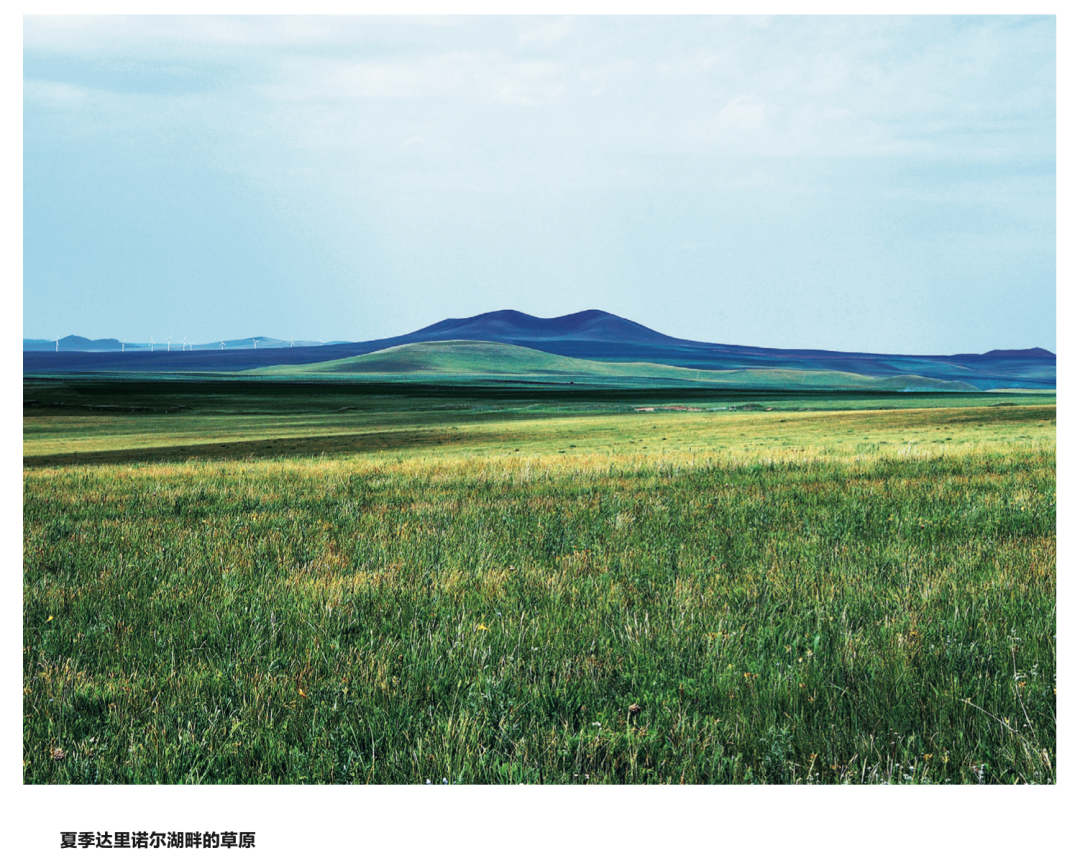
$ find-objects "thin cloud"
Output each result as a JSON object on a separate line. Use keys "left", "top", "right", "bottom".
{"left": 25, "top": 15, "right": 1054, "bottom": 179}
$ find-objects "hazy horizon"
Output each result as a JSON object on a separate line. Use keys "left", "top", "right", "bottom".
{"left": 21, "top": 305, "right": 1059, "bottom": 357}
{"left": 24, "top": 15, "right": 1055, "bottom": 355}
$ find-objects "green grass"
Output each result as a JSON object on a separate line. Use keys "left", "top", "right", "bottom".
{"left": 23, "top": 394, "right": 1055, "bottom": 784}
{"left": 245, "top": 340, "right": 982, "bottom": 391}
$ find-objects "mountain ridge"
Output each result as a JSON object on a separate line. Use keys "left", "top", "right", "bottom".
{"left": 23, "top": 309, "right": 1056, "bottom": 390}
{"left": 25, "top": 310, "right": 1055, "bottom": 358}
{"left": 412, "top": 309, "right": 680, "bottom": 346}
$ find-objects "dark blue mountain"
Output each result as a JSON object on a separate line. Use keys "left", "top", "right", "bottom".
{"left": 23, "top": 309, "right": 1056, "bottom": 389}
{"left": 414, "top": 309, "right": 674, "bottom": 344}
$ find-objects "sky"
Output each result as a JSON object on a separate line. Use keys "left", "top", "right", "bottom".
{"left": 23, "top": 14, "right": 1056, "bottom": 354}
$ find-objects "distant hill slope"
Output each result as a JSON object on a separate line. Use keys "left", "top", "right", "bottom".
{"left": 250, "top": 340, "right": 982, "bottom": 391}
{"left": 24, "top": 335, "right": 126, "bottom": 353}
{"left": 23, "top": 335, "right": 324, "bottom": 352}
{"left": 24, "top": 309, "right": 1055, "bottom": 390}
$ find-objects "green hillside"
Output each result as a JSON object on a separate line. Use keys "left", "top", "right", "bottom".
{"left": 247, "top": 340, "right": 981, "bottom": 391}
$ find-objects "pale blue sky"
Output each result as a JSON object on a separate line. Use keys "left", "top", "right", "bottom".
{"left": 23, "top": 14, "right": 1056, "bottom": 354}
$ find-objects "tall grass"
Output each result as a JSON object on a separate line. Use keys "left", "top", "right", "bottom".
{"left": 23, "top": 410, "right": 1055, "bottom": 783}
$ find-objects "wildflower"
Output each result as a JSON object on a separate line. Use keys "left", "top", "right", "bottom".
{"left": 298, "top": 688, "right": 307, "bottom": 698}
{"left": 50, "top": 747, "right": 65, "bottom": 761}
{"left": 475, "top": 624, "right": 489, "bottom": 631}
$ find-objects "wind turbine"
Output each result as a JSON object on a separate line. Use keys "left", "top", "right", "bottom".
{"left": 220, "top": 341, "right": 225, "bottom": 350}
{"left": 252, "top": 338, "right": 258, "bottom": 349}
{"left": 290, "top": 336, "right": 295, "bottom": 347}
{"left": 121, "top": 339, "right": 125, "bottom": 353}
{"left": 150, "top": 336, "right": 155, "bottom": 353}
{"left": 182, "top": 336, "right": 188, "bottom": 352}
{"left": 166, "top": 336, "right": 172, "bottom": 352}
{"left": 54, "top": 338, "right": 59, "bottom": 352}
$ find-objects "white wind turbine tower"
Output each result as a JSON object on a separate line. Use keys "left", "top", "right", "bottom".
{"left": 182, "top": 336, "right": 188, "bottom": 352}
{"left": 166, "top": 336, "right": 172, "bottom": 352}
{"left": 121, "top": 339, "right": 125, "bottom": 353}
{"left": 54, "top": 338, "right": 59, "bottom": 352}
{"left": 252, "top": 337, "right": 258, "bottom": 349}
{"left": 150, "top": 336, "right": 155, "bottom": 352}
{"left": 220, "top": 341, "right": 225, "bottom": 350}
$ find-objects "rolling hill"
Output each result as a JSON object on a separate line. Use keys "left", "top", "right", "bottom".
{"left": 23, "top": 309, "right": 1055, "bottom": 390}
{"left": 249, "top": 340, "right": 983, "bottom": 392}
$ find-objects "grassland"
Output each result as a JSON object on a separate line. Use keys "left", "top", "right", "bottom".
{"left": 23, "top": 380, "right": 1055, "bottom": 784}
